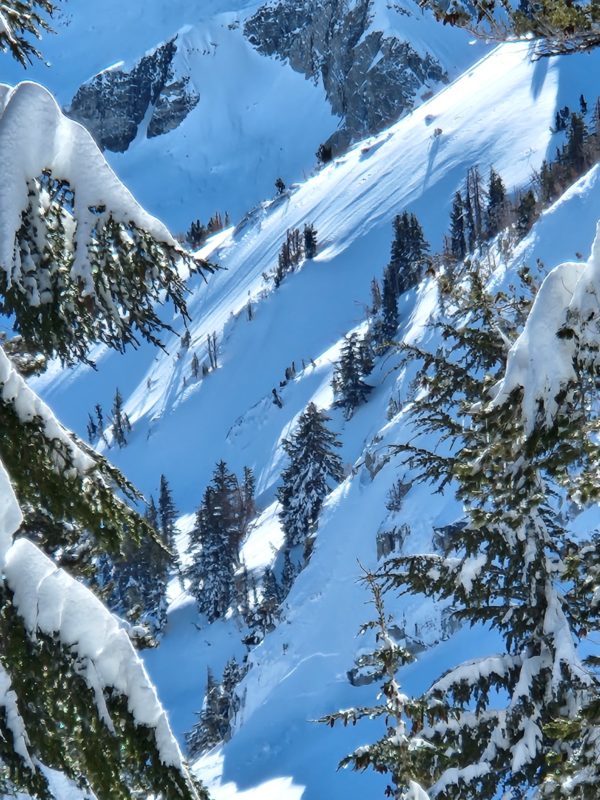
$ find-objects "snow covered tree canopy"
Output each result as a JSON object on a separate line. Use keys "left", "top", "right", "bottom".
{"left": 492, "top": 217, "right": 600, "bottom": 435}
{"left": 0, "top": 81, "right": 214, "bottom": 363}
{"left": 0, "top": 1, "right": 54, "bottom": 65}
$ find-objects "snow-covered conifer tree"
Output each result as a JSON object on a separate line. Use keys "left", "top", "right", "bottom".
{"left": 278, "top": 402, "right": 344, "bottom": 549}
{"left": 0, "top": 7, "right": 210, "bottom": 795}
{"left": 376, "top": 262, "right": 599, "bottom": 798}
{"left": 332, "top": 333, "right": 374, "bottom": 418}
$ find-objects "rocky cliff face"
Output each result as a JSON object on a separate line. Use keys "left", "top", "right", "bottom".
{"left": 244, "top": 0, "right": 448, "bottom": 153}
{"left": 68, "top": 37, "right": 199, "bottom": 152}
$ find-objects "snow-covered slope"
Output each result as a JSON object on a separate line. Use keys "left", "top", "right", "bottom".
{"left": 27, "top": 39, "right": 600, "bottom": 800}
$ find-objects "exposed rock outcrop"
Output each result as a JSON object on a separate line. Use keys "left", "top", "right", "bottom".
{"left": 68, "top": 37, "right": 199, "bottom": 152}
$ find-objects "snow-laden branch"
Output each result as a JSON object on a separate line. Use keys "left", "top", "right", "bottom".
{"left": 0, "top": 81, "right": 177, "bottom": 286}
{"left": 490, "top": 211, "right": 600, "bottom": 431}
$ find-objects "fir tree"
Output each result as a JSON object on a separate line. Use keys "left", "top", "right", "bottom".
{"left": 375, "top": 263, "right": 400, "bottom": 347}
{"left": 332, "top": 333, "right": 374, "bottom": 418}
{"left": 389, "top": 212, "right": 430, "bottom": 295}
{"left": 278, "top": 403, "right": 344, "bottom": 548}
{"left": 449, "top": 192, "right": 467, "bottom": 260}
{"left": 158, "top": 474, "right": 178, "bottom": 551}
{"left": 322, "top": 571, "right": 432, "bottom": 799}
{"left": 191, "top": 351, "right": 201, "bottom": 379}
{"left": 187, "top": 462, "right": 249, "bottom": 622}
{"left": 0, "top": 15, "right": 208, "bottom": 794}
{"left": 303, "top": 223, "right": 318, "bottom": 259}
{"left": 485, "top": 167, "right": 507, "bottom": 238}
{"left": 111, "top": 387, "right": 131, "bottom": 448}
{"left": 370, "top": 261, "right": 599, "bottom": 798}
{"left": 516, "top": 189, "right": 538, "bottom": 237}
{"left": 186, "top": 669, "right": 227, "bottom": 757}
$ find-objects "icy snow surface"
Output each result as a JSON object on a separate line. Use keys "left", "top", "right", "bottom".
{"left": 26, "top": 39, "right": 600, "bottom": 800}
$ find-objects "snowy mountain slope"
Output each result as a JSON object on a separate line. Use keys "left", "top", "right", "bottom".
{"left": 1, "top": 0, "right": 485, "bottom": 228}
{"left": 24, "top": 38, "right": 600, "bottom": 799}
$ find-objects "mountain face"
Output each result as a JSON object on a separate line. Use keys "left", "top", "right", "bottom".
{"left": 68, "top": 0, "right": 452, "bottom": 159}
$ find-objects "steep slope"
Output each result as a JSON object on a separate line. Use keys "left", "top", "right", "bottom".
{"left": 26, "top": 39, "right": 600, "bottom": 799}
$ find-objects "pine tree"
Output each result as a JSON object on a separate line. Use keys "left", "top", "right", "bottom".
{"left": 303, "top": 223, "right": 318, "bottom": 259}
{"left": 321, "top": 571, "right": 432, "bottom": 799}
{"left": 241, "top": 466, "right": 257, "bottom": 533}
{"left": 516, "top": 189, "right": 538, "bottom": 237}
{"left": 187, "top": 462, "right": 247, "bottom": 622}
{"left": 416, "top": 0, "right": 600, "bottom": 56}
{"left": 158, "top": 474, "right": 178, "bottom": 551}
{"left": 485, "top": 167, "right": 507, "bottom": 238}
{"left": 86, "top": 412, "right": 98, "bottom": 443}
{"left": 370, "top": 262, "right": 599, "bottom": 798}
{"left": 186, "top": 669, "right": 227, "bottom": 757}
{"left": 191, "top": 351, "right": 201, "bottom": 379}
{"left": 0, "top": 20, "right": 208, "bottom": 795}
{"left": 280, "top": 548, "right": 299, "bottom": 598}
{"left": 111, "top": 387, "right": 131, "bottom": 448}
{"left": 389, "top": 212, "right": 430, "bottom": 295}
{"left": 278, "top": 403, "right": 344, "bottom": 548}
{"left": 332, "top": 333, "right": 374, "bottom": 418}
{"left": 370, "top": 277, "right": 383, "bottom": 315}
{"left": 252, "top": 567, "right": 282, "bottom": 634}
{"left": 566, "top": 112, "right": 588, "bottom": 175}
{"left": 374, "top": 263, "right": 400, "bottom": 347}
{"left": 101, "top": 497, "right": 172, "bottom": 640}
{"left": 449, "top": 192, "right": 467, "bottom": 260}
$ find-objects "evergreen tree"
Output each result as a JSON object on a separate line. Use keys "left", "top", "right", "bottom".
{"left": 322, "top": 571, "right": 432, "bottom": 799}
{"left": 485, "top": 167, "right": 507, "bottom": 238}
{"left": 370, "top": 278, "right": 383, "bottom": 315}
{"left": 86, "top": 412, "right": 98, "bottom": 443}
{"left": 367, "top": 262, "right": 600, "bottom": 798}
{"left": 101, "top": 497, "right": 172, "bottom": 640}
{"left": 416, "top": 0, "right": 600, "bottom": 56}
{"left": 111, "top": 387, "right": 131, "bottom": 448}
{"left": 375, "top": 263, "right": 400, "bottom": 347}
{"left": 332, "top": 333, "right": 374, "bottom": 418}
{"left": 191, "top": 351, "right": 201, "bottom": 379}
{"left": 188, "top": 485, "right": 236, "bottom": 622}
{"left": 278, "top": 403, "right": 344, "bottom": 548}
{"left": 158, "top": 474, "right": 178, "bottom": 551}
{"left": 252, "top": 567, "right": 282, "bottom": 635}
{"left": 187, "top": 462, "right": 248, "bottom": 622}
{"left": 186, "top": 669, "right": 227, "bottom": 757}
{"left": 566, "top": 111, "right": 588, "bottom": 175}
{"left": 186, "top": 659, "right": 245, "bottom": 758}
{"left": 0, "top": 15, "right": 209, "bottom": 794}
{"left": 280, "top": 548, "right": 300, "bottom": 598}
{"left": 303, "top": 223, "right": 318, "bottom": 258}
{"left": 449, "top": 191, "right": 467, "bottom": 260}
{"left": 516, "top": 189, "right": 538, "bottom": 237}
{"left": 389, "top": 212, "right": 430, "bottom": 295}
